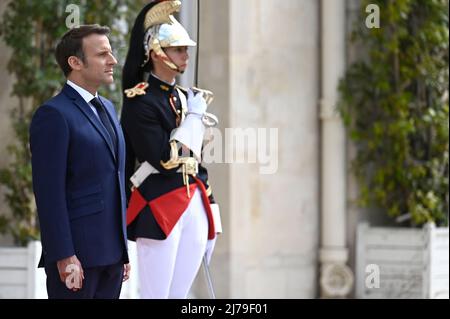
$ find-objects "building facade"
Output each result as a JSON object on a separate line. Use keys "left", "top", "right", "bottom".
{"left": 0, "top": 0, "right": 377, "bottom": 298}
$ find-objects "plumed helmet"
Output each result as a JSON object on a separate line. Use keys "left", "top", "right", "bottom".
{"left": 122, "top": 0, "right": 194, "bottom": 91}
{"left": 157, "top": 16, "right": 196, "bottom": 48}
{"left": 142, "top": 1, "right": 196, "bottom": 69}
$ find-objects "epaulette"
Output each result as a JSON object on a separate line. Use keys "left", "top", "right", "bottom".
{"left": 124, "top": 82, "right": 149, "bottom": 98}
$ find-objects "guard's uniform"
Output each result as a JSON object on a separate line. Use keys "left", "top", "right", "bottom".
{"left": 121, "top": 74, "right": 216, "bottom": 241}
{"left": 121, "top": 0, "right": 220, "bottom": 299}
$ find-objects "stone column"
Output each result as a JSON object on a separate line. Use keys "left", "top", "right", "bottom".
{"left": 227, "top": 0, "right": 320, "bottom": 298}
{"left": 319, "top": 0, "right": 354, "bottom": 298}
{"left": 182, "top": 0, "right": 321, "bottom": 298}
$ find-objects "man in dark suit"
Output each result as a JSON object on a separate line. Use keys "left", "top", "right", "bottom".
{"left": 30, "top": 24, "right": 130, "bottom": 299}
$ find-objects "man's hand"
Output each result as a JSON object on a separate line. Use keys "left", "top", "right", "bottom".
{"left": 123, "top": 263, "right": 131, "bottom": 282}
{"left": 56, "top": 255, "right": 84, "bottom": 291}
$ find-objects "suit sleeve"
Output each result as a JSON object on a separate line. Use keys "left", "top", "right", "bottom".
{"left": 30, "top": 105, "right": 74, "bottom": 263}
{"left": 121, "top": 98, "right": 180, "bottom": 183}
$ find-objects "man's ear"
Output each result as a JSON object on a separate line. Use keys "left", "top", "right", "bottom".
{"left": 68, "top": 56, "right": 83, "bottom": 71}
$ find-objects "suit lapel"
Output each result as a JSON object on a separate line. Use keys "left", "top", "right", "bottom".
{"left": 63, "top": 84, "right": 116, "bottom": 162}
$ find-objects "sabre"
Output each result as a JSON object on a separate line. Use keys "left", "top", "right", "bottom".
{"left": 202, "top": 255, "right": 216, "bottom": 299}
{"left": 195, "top": 0, "right": 217, "bottom": 299}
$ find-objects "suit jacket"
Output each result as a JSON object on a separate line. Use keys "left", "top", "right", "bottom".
{"left": 30, "top": 84, "right": 128, "bottom": 268}
{"left": 121, "top": 74, "right": 215, "bottom": 241}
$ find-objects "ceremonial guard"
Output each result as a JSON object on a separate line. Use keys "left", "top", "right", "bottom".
{"left": 121, "top": 0, "right": 221, "bottom": 298}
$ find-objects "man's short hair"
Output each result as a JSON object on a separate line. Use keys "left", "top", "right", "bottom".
{"left": 55, "top": 24, "right": 110, "bottom": 77}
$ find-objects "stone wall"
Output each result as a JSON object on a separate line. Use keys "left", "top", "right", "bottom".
{"left": 192, "top": 0, "right": 321, "bottom": 298}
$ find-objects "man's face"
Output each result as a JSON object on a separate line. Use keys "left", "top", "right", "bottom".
{"left": 79, "top": 34, "right": 117, "bottom": 86}
{"left": 163, "top": 46, "right": 189, "bottom": 73}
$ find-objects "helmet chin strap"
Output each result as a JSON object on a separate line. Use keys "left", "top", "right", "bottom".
{"left": 163, "top": 59, "right": 185, "bottom": 74}
{"left": 156, "top": 49, "right": 184, "bottom": 74}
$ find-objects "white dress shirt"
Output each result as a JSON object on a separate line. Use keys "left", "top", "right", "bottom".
{"left": 66, "top": 80, "right": 100, "bottom": 118}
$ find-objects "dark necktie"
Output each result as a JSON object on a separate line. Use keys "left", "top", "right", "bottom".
{"left": 90, "top": 97, "right": 117, "bottom": 154}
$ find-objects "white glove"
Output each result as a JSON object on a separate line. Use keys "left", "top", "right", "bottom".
{"left": 205, "top": 237, "right": 217, "bottom": 265}
{"left": 187, "top": 89, "right": 207, "bottom": 116}
{"left": 210, "top": 203, "right": 222, "bottom": 234}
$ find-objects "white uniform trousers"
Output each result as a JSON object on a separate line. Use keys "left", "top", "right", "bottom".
{"left": 136, "top": 188, "right": 208, "bottom": 298}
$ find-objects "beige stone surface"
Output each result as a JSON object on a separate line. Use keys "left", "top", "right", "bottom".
{"left": 190, "top": 0, "right": 320, "bottom": 299}
{"left": 222, "top": 0, "right": 319, "bottom": 298}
